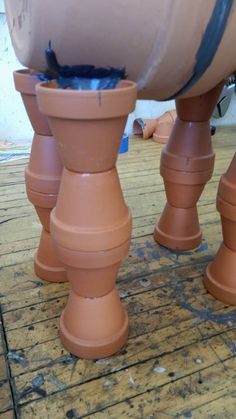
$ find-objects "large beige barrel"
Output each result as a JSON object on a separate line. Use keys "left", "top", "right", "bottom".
{"left": 4, "top": 0, "right": 236, "bottom": 99}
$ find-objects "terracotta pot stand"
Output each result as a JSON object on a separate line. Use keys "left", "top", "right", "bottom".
{"left": 205, "top": 153, "right": 236, "bottom": 304}
{"left": 36, "top": 80, "right": 137, "bottom": 359}
{"left": 13, "top": 69, "right": 66, "bottom": 282}
{"left": 154, "top": 82, "right": 224, "bottom": 250}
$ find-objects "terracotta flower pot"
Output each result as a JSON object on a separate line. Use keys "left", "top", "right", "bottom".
{"left": 133, "top": 110, "right": 176, "bottom": 143}
{"left": 13, "top": 69, "right": 66, "bottom": 282}
{"left": 36, "top": 80, "right": 137, "bottom": 359}
{"left": 153, "top": 110, "right": 177, "bottom": 144}
{"left": 13, "top": 69, "right": 50, "bottom": 135}
{"left": 37, "top": 80, "right": 135, "bottom": 173}
{"left": 205, "top": 153, "right": 236, "bottom": 304}
{"left": 60, "top": 288, "right": 128, "bottom": 360}
{"left": 51, "top": 168, "right": 132, "bottom": 297}
{"left": 154, "top": 81, "right": 224, "bottom": 250}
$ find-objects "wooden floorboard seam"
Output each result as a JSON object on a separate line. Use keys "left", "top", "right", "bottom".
{"left": 0, "top": 305, "right": 19, "bottom": 418}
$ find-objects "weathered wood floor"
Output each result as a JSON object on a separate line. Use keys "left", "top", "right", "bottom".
{"left": 1, "top": 127, "right": 236, "bottom": 419}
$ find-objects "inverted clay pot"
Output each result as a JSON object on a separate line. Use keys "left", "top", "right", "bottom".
{"left": 60, "top": 288, "right": 129, "bottom": 360}
{"left": 36, "top": 80, "right": 137, "bottom": 358}
{"left": 204, "top": 153, "right": 236, "bottom": 304}
{"left": 13, "top": 69, "right": 66, "bottom": 282}
{"left": 155, "top": 204, "right": 201, "bottom": 250}
{"left": 34, "top": 229, "right": 66, "bottom": 283}
{"left": 133, "top": 110, "right": 176, "bottom": 143}
{"left": 154, "top": 82, "right": 224, "bottom": 251}
{"left": 205, "top": 244, "right": 236, "bottom": 305}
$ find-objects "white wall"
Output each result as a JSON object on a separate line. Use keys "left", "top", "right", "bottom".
{"left": 0, "top": 4, "right": 235, "bottom": 143}
{"left": 0, "top": 0, "right": 4, "bottom": 13}
{"left": 0, "top": 10, "right": 33, "bottom": 143}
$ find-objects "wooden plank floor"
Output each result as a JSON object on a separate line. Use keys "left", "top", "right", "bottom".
{"left": 1, "top": 127, "right": 236, "bottom": 419}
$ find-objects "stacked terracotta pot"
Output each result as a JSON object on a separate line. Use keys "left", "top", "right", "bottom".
{"left": 154, "top": 82, "right": 224, "bottom": 250}
{"left": 205, "top": 154, "right": 236, "bottom": 304}
{"left": 13, "top": 70, "right": 66, "bottom": 282}
{"left": 36, "top": 80, "right": 137, "bottom": 359}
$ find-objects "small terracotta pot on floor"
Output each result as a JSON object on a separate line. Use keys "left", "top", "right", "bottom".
{"left": 13, "top": 69, "right": 66, "bottom": 282}
{"left": 154, "top": 81, "right": 224, "bottom": 251}
{"left": 36, "top": 80, "right": 137, "bottom": 359}
{"left": 133, "top": 110, "right": 176, "bottom": 143}
{"left": 205, "top": 153, "right": 236, "bottom": 304}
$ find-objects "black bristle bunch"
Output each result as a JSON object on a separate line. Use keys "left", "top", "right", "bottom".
{"left": 45, "top": 41, "right": 126, "bottom": 80}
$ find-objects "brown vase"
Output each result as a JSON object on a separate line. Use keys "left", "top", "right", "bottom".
{"left": 154, "top": 81, "right": 224, "bottom": 250}
{"left": 133, "top": 110, "right": 176, "bottom": 143}
{"left": 13, "top": 69, "right": 66, "bottom": 282}
{"left": 36, "top": 80, "right": 137, "bottom": 359}
{"left": 205, "top": 153, "right": 236, "bottom": 304}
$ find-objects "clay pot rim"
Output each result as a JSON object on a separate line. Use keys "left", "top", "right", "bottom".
{"left": 36, "top": 79, "right": 137, "bottom": 119}
{"left": 51, "top": 209, "right": 132, "bottom": 252}
{"left": 218, "top": 176, "right": 236, "bottom": 206}
{"left": 37, "top": 79, "right": 136, "bottom": 97}
{"left": 161, "top": 150, "right": 215, "bottom": 173}
{"left": 25, "top": 166, "right": 61, "bottom": 194}
{"left": 27, "top": 187, "right": 58, "bottom": 208}
{"left": 13, "top": 69, "right": 42, "bottom": 94}
{"left": 54, "top": 239, "right": 130, "bottom": 269}
{"left": 161, "top": 166, "right": 213, "bottom": 185}
{"left": 217, "top": 196, "right": 236, "bottom": 222}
